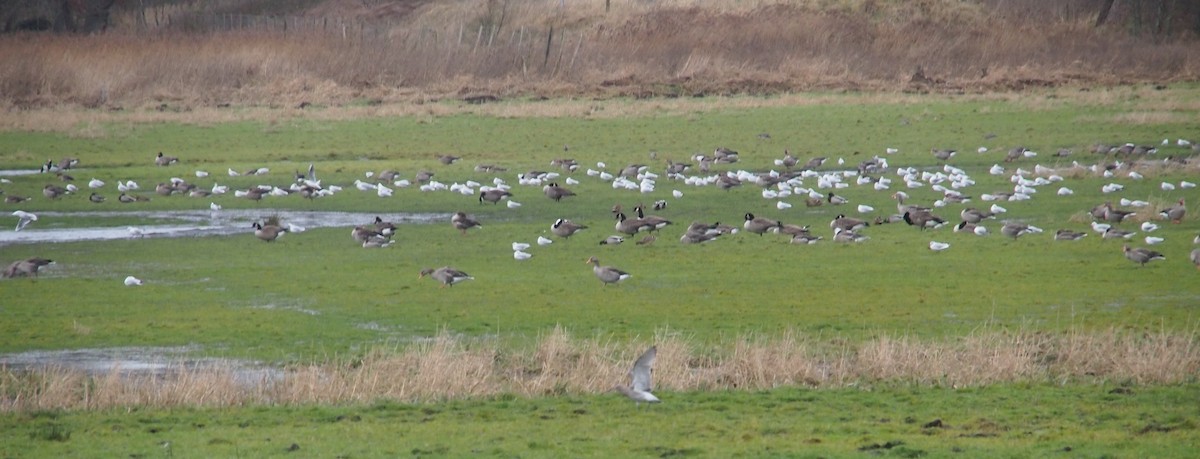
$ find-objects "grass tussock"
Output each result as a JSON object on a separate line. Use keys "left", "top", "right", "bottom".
{"left": 3, "top": 327, "right": 1196, "bottom": 412}
{"left": 3, "top": 0, "right": 1199, "bottom": 111}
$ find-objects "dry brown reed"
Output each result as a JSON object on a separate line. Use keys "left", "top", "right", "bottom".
{"left": 2, "top": 0, "right": 1198, "bottom": 113}
{"left": 3, "top": 326, "right": 1196, "bottom": 413}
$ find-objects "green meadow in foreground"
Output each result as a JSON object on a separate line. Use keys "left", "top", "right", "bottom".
{"left": 1, "top": 87, "right": 1198, "bottom": 456}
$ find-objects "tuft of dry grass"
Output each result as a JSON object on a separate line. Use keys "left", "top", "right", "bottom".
{"left": 3, "top": 327, "right": 1196, "bottom": 412}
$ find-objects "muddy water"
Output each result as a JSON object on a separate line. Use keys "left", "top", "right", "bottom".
{"left": 0, "top": 209, "right": 447, "bottom": 245}
{"left": 0, "top": 347, "right": 285, "bottom": 386}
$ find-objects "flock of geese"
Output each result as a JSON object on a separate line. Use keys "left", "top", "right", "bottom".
{"left": 6, "top": 140, "right": 1200, "bottom": 288}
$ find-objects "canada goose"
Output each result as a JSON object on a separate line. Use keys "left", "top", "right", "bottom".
{"left": 635, "top": 235, "right": 656, "bottom": 246}
{"left": 88, "top": 193, "right": 105, "bottom": 203}
{"left": 551, "top": 218, "right": 588, "bottom": 238}
{"left": 252, "top": 222, "right": 287, "bottom": 242}
{"left": 743, "top": 213, "right": 783, "bottom": 236}
{"left": 1160, "top": 198, "right": 1186, "bottom": 223}
{"left": 1001, "top": 222, "right": 1032, "bottom": 240}
{"left": 619, "top": 164, "right": 646, "bottom": 178}
{"left": 960, "top": 207, "right": 994, "bottom": 224}
{"left": 903, "top": 210, "right": 946, "bottom": 230}
{"left": 614, "top": 212, "right": 655, "bottom": 235}
{"left": 155, "top": 152, "right": 179, "bottom": 166}
{"left": 1122, "top": 245, "right": 1164, "bottom": 267}
{"left": 478, "top": 189, "right": 513, "bottom": 204}
{"left": 931, "top": 148, "right": 957, "bottom": 161}
{"left": 832, "top": 227, "right": 869, "bottom": 243}
{"left": 716, "top": 175, "right": 742, "bottom": 191}
{"left": 633, "top": 204, "right": 672, "bottom": 232}
{"left": 1102, "top": 227, "right": 1137, "bottom": 240}
{"left": 1191, "top": 248, "right": 1200, "bottom": 270}
{"left": 791, "top": 233, "right": 822, "bottom": 244}
{"left": 600, "top": 235, "right": 625, "bottom": 245}
{"left": 5, "top": 195, "right": 31, "bottom": 204}
{"left": 954, "top": 221, "right": 978, "bottom": 234}
{"left": 372, "top": 216, "right": 397, "bottom": 236}
{"left": 830, "top": 214, "right": 869, "bottom": 233}
{"left": 451, "top": 212, "right": 482, "bottom": 235}
{"left": 801, "top": 156, "right": 826, "bottom": 171}
{"left": 827, "top": 192, "right": 848, "bottom": 205}
{"left": 805, "top": 197, "right": 823, "bottom": 207}
{"left": 543, "top": 183, "right": 577, "bottom": 201}
{"left": 118, "top": 193, "right": 149, "bottom": 203}
{"left": 586, "top": 256, "right": 631, "bottom": 286}
{"left": 362, "top": 238, "right": 393, "bottom": 249}
{"left": 240, "top": 188, "right": 267, "bottom": 202}
{"left": 713, "top": 147, "right": 739, "bottom": 163}
{"left": 1054, "top": 229, "right": 1087, "bottom": 241}
{"left": 550, "top": 158, "right": 578, "bottom": 170}
{"left": 615, "top": 346, "right": 659, "bottom": 406}
{"left": 437, "top": 154, "right": 461, "bottom": 165}
{"left": 2, "top": 257, "right": 54, "bottom": 279}
{"left": 679, "top": 222, "right": 723, "bottom": 244}
{"left": 419, "top": 267, "right": 474, "bottom": 288}
{"left": 12, "top": 210, "right": 37, "bottom": 231}
{"left": 155, "top": 183, "right": 176, "bottom": 196}
{"left": 777, "top": 223, "right": 811, "bottom": 238}
{"left": 42, "top": 184, "right": 68, "bottom": 199}
{"left": 58, "top": 157, "right": 79, "bottom": 170}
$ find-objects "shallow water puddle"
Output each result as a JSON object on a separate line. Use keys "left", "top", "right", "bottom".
{"left": 1, "top": 209, "right": 446, "bottom": 245}
{"left": 0, "top": 346, "right": 285, "bottom": 386}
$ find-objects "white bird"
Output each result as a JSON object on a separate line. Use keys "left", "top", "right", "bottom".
{"left": 506, "top": 200, "right": 521, "bottom": 208}
{"left": 512, "top": 242, "right": 531, "bottom": 251}
{"left": 990, "top": 204, "right": 1007, "bottom": 214}
{"left": 1145, "top": 236, "right": 1165, "bottom": 245}
{"left": 195, "top": 170, "right": 209, "bottom": 178}
{"left": 886, "top": 147, "right": 899, "bottom": 154}
{"left": 287, "top": 223, "right": 307, "bottom": 233}
{"left": 1057, "top": 187, "right": 1073, "bottom": 196}
{"left": 1161, "top": 182, "right": 1177, "bottom": 191}
{"left": 88, "top": 178, "right": 104, "bottom": 189}
{"left": 128, "top": 226, "right": 145, "bottom": 238}
{"left": 973, "top": 225, "right": 989, "bottom": 236}
{"left": 210, "top": 202, "right": 222, "bottom": 212}
{"left": 377, "top": 184, "right": 393, "bottom": 197}
{"left": 124, "top": 276, "right": 143, "bottom": 286}
{"left": 1102, "top": 183, "right": 1123, "bottom": 193}
{"left": 929, "top": 241, "right": 950, "bottom": 251}
{"left": 12, "top": 210, "right": 37, "bottom": 231}
{"left": 537, "top": 236, "right": 554, "bottom": 246}
{"left": 1141, "top": 222, "right": 1159, "bottom": 232}
{"left": 227, "top": 168, "right": 240, "bottom": 176}
{"left": 513, "top": 250, "right": 532, "bottom": 261}
{"left": 66, "top": 184, "right": 78, "bottom": 193}
{"left": 673, "top": 189, "right": 683, "bottom": 199}
{"left": 1128, "top": 171, "right": 1143, "bottom": 180}
{"left": 615, "top": 346, "right": 660, "bottom": 406}
{"left": 978, "top": 147, "right": 989, "bottom": 153}
{"left": 1091, "top": 222, "right": 1111, "bottom": 234}
{"left": 1181, "top": 181, "right": 1197, "bottom": 189}
{"left": 354, "top": 180, "right": 376, "bottom": 191}
{"left": 597, "top": 161, "right": 607, "bottom": 169}
{"left": 776, "top": 201, "right": 792, "bottom": 210}
{"left": 857, "top": 204, "right": 874, "bottom": 213}
{"left": 989, "top": 164, "right": 1004, "bottom": 175}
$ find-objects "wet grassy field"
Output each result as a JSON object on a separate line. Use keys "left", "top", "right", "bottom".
{"left": 1, "top": 86, "right": 1199, "bottom": 456}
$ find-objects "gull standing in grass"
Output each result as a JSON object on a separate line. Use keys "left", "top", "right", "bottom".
{"left": 615, "top": 346, "right": 660, "bottom": 407}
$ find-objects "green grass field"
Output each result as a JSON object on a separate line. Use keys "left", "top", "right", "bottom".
{"left": 2, "top": 86, "right": 1198, "bottom": 456}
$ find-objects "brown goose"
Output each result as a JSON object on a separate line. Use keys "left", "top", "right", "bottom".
{"left": 1191, "top": 248, "right": 1200, "bottom": 270}
{"left": 891, "top": 192, "right": 929, "bottom": 215}
{"left": 543, "top": 183, "right": 577, "bottom": 202}
{"left": 155, "top": 152, "right": 179, "bottom": 166}
{"left": 4, "top": 195, "right": 31, "bottom": 204}
{"left": 1160, "top": 198, "right": 1186, "bottom": 224}
{"left": 1000, "top": 222, "right": 1038, "bottom": 240}
{"left": 419, "top": 267, "right": 474, "bottom": 288}
{"left": 252, "top": 222, "right": 287, "bottom": 242}
{"left": 437, "top": 154, "right": 461, "bottom": 165}
{"left": 451, "top": 212, "right": 482, "bottom": 235}
{"left": 585, "top": 256, "right": 631, "bottom": 286}
{"left": 931, "top": 148, "right": 957, "bottom": 161}
{"left": 352, "top": 225, "right": 388, "bottom": 244}
{"left": 2, "top": 257, "right": 54, "bottom": 279}
{"left": 551, "top": 218, "right": 588, "bottom": 239}
{"left": 614, "top": 212, "right": 655, "bottom": 236}
{"left": 743, "top": 213, "right": 783, "bottom": 236}
{"left": 903, "top": 210, "right": 946, "bottom": 230}
{"left": 832, "top": 228, "right": 869, "bottom": 243}
{"left": 1054, "top": 229, "right": 1087, "bottom": 241}
{"left": 1102, "top": 203, "right": 1135, "bottom": 223}
{"left": 960, "top": 207, "right": 994, "bottom": 224}
{"left": 1122, "top": 244, "right": 1164, "bottom": 267}
{"left": 830, "top": 214, "right": 869, "bottom": 233}
{"left": 1102, "top": 227, "right": 1136, "bottom": 240}
{"left": 632, "top": 204, "right": 671, "bottom": 232}
{"left": 478, "top": 189, "right": 513, "bottom": 205}
{"left": 42, "top": 184, "right": 69, "bottom": 199}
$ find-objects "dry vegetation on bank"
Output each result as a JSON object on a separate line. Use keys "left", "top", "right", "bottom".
{"left": 2, "top": 0, "right": 1199, "bottom": 111}
{"left": 3, "top": 328, "right": 1196, "bottom": 412}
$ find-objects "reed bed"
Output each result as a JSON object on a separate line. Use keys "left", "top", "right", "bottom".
{"left": 3, "top": 327, "right": 1195, "bottom": 412}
